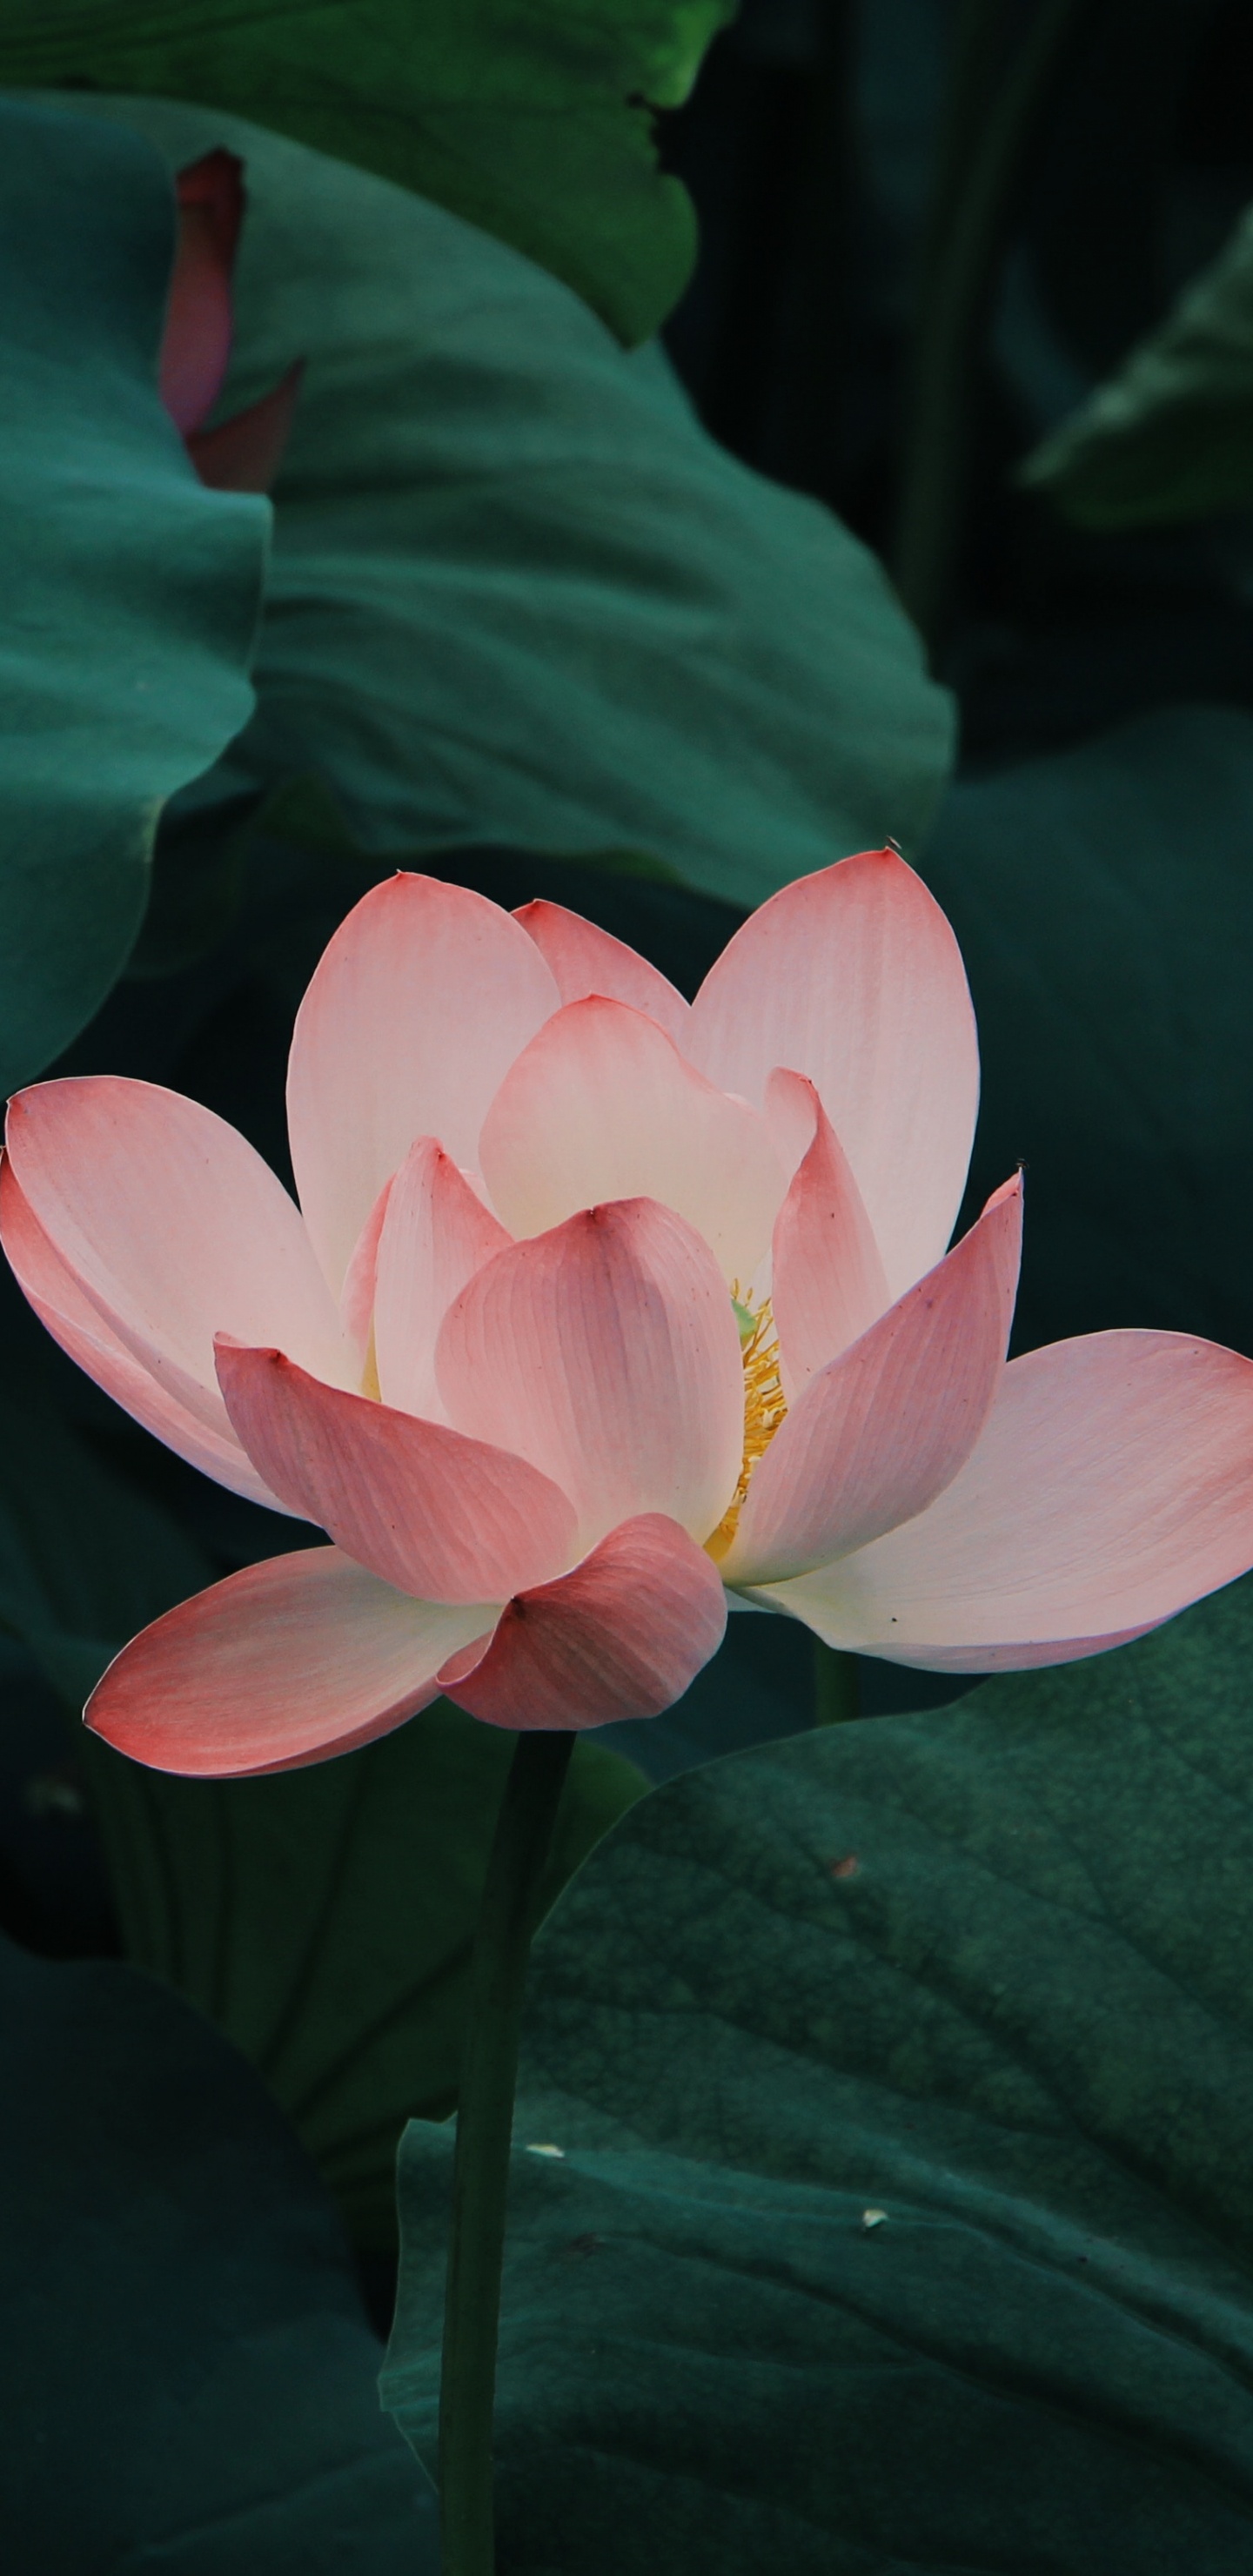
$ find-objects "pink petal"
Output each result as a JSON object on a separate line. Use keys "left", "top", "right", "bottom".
{"left": 338, "top": 1175, "right": 395, "bottom": 1357}
{"left": 85, "top": 1546, "right": 494, "bottom": 1777}
{"left": 187, "top": 360, "right": 303, "bottom": 494}
{"left": 3, "top": 1077, "right": 352, "bottom": 1469}
{"left": 723, "top": 1177, "right": 1022, "bottom": 1587}
{"left": 767, "top": 1071, "right": 891, "bottom": 1393}
{"left": 215, "top": 1342, "right": 576, "bottom": 1602}
{"left": 687, "top": 850, "right": 979, "bottom": 1298}
{"left": 761, "top": 1062, "right": 824, "bottom": 1177}
{"left": 515, "top": 901, "right": 692, "bottom": 1046}
{"left": 159, "top": 149, "right": 243, "bottom": 434}
{"left": 372, "top": 1137, "right": 512, "bottom": 1420}
{"left": 286, "top": 875, "right": 559, "bottom": 1300}
{"left": 440, "top": 1513, "right": 727, "bottom": 1731}
{"left": 478, "top": 996, "right": 788, "bottom": 1285}
{"left": 0, "top": 1157, "right": 284, "bottom": 1509}
{"left": 435, "top": 1197, "right": 743, "bottom": 1550}
{"left": 763, "top": 1329, "right": 1253, "bottom": 1669}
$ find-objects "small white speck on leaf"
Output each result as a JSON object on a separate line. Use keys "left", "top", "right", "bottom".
{"left": 861, "top": 2207, "right": 888, "bottom": 2231}
{"left": 526, "top": 2142, "right": 566, "bottom": 2158}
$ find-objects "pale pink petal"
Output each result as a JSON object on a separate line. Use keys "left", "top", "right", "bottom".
{"left": 479, "top": 996, "right": 787, "bottom": 1285}
{"left": 722, "top": 1177, "right": 1022, "bottom": 1587}
{"left": 767, "top": 1071, "right": 891, "bottom": 1393}
{"left": 85, "top": 1546, "right": 495, "bottom": 1777}
{"left": 372, "top": 1138, "right": 512, "bottom": 1420}
{"left": 286, "top": 875, "right": 559, "bottom": 1299}
{"left": 339, "top": 1175, "right": 394, "bottom": 1356}
{"left": 435, "top": 1197, "right": 743, "bottom": 1550}
{"left": 0, "top": 1157, "right": 285, "bottom": 1509}
{"left": 761, "top": 1062, "right": 822, "bottom": 1177}
{"left": 825, "top": 1623, "right": 1163, "bottom": 1675}
{"left": 439, "top": 1513, "right": 727, "bottom": 1731}
{"left": 215, "top": 1342, "right": 576, "bottom": 1602}
{"left": 687, "top": 850, "right": 979, "bottom": 1298}
{"left": 3, "top": 1077, "right": 352, "bottom": 1462}
{"left": 515, "top": 901, "right": 692, "bottom": 1046}
{"left": 760, "top": 1330, "right": 1253, "bottom": 1669}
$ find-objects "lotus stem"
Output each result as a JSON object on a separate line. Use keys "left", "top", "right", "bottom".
{"left": 814, "top": 1640, "right": 860, "bottom": 1726}
{"left": 439, "top": 1727, "right": 575, "bottom": 2575}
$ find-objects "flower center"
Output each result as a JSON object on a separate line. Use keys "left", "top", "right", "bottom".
{"left": 708, "top": 1287, "right": 787, "bottom": 1559}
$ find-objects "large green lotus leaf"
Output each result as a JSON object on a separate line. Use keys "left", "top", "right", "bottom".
{"left": 0, "top": 1379, "right": 644, "bottom": 2250}
{"left": 1021, "top": 198, "right": 1253, "bottom": 526}
{"left": 921, "top": 702, "right": 1253, "bottom": 1360}
{"left": 385, "top": 1573, "right": 1253, "bottom": 2568}
{"left": 44, "top": 96, "right": 953, "bottom": 913}
{"left": 0, "top": 96, "right": 265, "bottom": 1094}
{"left": 0, "top": 1933, "right": 436, "bottom": 2569}
{"left": 0, "top": 0, "right": 733, "bottom": 345}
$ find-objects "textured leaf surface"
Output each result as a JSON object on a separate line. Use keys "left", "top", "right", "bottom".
{"left": 386, "top": 1575, "right": 1253, "bottom": 2570}
{"left": 0, "top": 97, "right": 265, "bottom": 1091}
{"left": 1021, "top": 198, "right": 1253, "bottom": 526}
{"left": 0, "top": 0, "right": 734, "bottom": 343}
{"left": 923, "top": 702, "right": 1253, "bottom": 1360}
{"left": 49, "top": 96, "right": 953, "bottom": 914}
{"left": 0, "top": 1932, "right": 435, "bottom": 2571}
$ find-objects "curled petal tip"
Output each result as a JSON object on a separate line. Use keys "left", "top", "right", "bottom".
{"left": 441, "top": 1513, "right": 727, "bottom": 1731}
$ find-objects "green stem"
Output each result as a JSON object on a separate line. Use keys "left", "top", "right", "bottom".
{"left": 814, "top": 1640, "right": 860, "bottom": 1726}
{"left": 891, "top": 0, "right": 1095, "bottom": 651}
{"left": 439, "top": 1728, "right": 575, "bottom": 2576}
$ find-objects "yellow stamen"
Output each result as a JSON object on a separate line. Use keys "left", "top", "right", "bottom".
{"left": 708, "top": 1287, "right": 787, "bottom": 1559}
{"left": 360, "top": 1324, "right": 381, "bottom": 1402}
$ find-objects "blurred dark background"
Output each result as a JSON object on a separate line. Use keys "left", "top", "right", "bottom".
{"left": 662, "top": 0, "right": 1253, "bottom": 756}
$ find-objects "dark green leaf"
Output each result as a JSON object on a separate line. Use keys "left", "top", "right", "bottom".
{"left": 922, "top": 702, "right": 1253, "bottom": 1358}
{"left": 50, "top": 96, "right": 953, "bottom": 913}
{"left": 385, "top": 1575, "right": 1253, "bottom": 2570}
{"left": 0, "top": 1932, "right": 436, "bottom": 2569}
{"left": 0, "top": 97, "right": 265, "bottom": 1091}
{"left": 1020, "top": 199, "right": 1253, "bottom": 526}
{"left": 3, "top": 0, "right": 735, "bottom": 344}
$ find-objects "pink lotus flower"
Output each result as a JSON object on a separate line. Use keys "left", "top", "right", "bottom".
{"left": 4, "top": 853, "right": 1253, "bottom": 1777}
